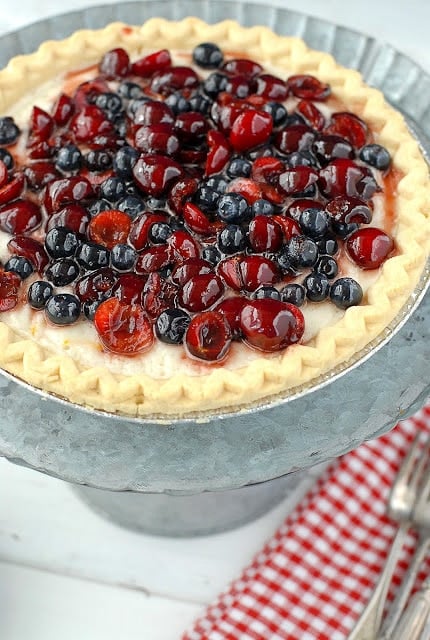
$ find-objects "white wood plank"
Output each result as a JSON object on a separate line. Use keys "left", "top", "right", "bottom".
{"left": 0, "top": 561, "right": 201, "bottom": 640}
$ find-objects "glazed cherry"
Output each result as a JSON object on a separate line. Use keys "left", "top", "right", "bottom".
{"left": 222, "top": 59, "right": 263, "bottom": 77}
{"left": 0, "top": 200, "right": 42, "bottom": 234}
{"left": 312, "top": 134, "right": 354, "bottom": 166}
{"left": 274, "top": 125, "right": 316, "bottom": 156}
{"left": 168, "top": 177, "right": 199, "bottom": 213}
{"left": 75, "top": 267, "right": 117, "bottom": 302}
{"left": 129, "top": 212, "right": 169, "bottom": 251}
{"left": 46, "top": 204, "right": 90, "bottom": 235}
{"left": 131, "top": 49, "right": 171, "bottom": 76}
{"left": 240, "top": 255, "right": 280, "bottom": 292}
{"left": 136, "top": 245, "right": 171, "bottom": 274}
{"left": 175, "top": 112, "right": 209, "bottom": 140}
{"left": 0, "top": 173, "right": 26, "bottom": 204}
{"left": 287, "top": 74, "right": 331, "bottom": 100}
{"left": 178, "top": 273, "right": 224, "bottom": 312}
{"left": 30, "top": 106, "right": 54, "bottom": 141}
{"left": 134, "top": 124, "right": 180, "bottom": 155}
{"left": 111, "top": 273, "right": 146, "bottom": 304}
{"left": 296, "top": 100, "right": 325, "bottom": 131}
{"left": 240, "top": 298, "right": 305, "bottom": 352}
{"left": 142, "top": 272, "right": 177, "bottom": 318}
{"left": 185, "top": 310, "right": 232, "bottom": 362}
{"left": 24, "top": 161, "right": 59, "bottom": 189}
{"left": 167, "top": 230, "right": 199, "bottom": 261}
{"left": 0, "top": 270, "right": 21, "bottom": 311}
{"left": 44, "top": 176, "right": 93, "bottom": 214}
{"left": 88, "top": 210, "right": 132, "bottom": 249}
{"left": 0, "top": 160, "right": 8, "bottom": 189}
{"left": 325, "top": 196, "right": 373, "bottom": 224}
{"left": 133, "top": 154, "right": 184, "bottom": 196}
{"left": 248, "top": 215, "right": 283, "bottom": 252}
{"left": 151, "top": 66, "right": 200, "bottom": 95}
{"left": 52, "top": 93, "right": 75, "bottom": 126}
{"left": 346, "top": 227, "right": 394, "bottom": 269}
{"left": 94, "top": 298, "right": 153, "bottom": 355}
{"left": 272, "top": 215, "right": 302, "bottom": 241}
{"left": 325, "top": 112, "right": 368, "bottom": 149}
{"left": 183, "top": 203, "right": 219, "bottom": 235}
{"left": 205, "top": 130, "right": 231, "bottom": 175}
{"left": 278, "top": 166, "right": 319, "bottom": 196}
{"left": 99, "top": 48, "right": 131, "bottom": 78}
{"left": 318, "top": 159, "right": 378, "bottom": 201}
{"left": 133, "top": 101, "right": 175, "bottom": 126}
{"left": 171, "top": 258, "right": 212, "bottom": 286}
{"left": 7, "top": 235, "right": 48, "bottom": 272}
{"left": 214, "top": 296, "right": 246, "bottom": 339}
{"left": 70, "top": 105, "right": 114, "bottom": 144}
{"left": 230, "top": 110, "right": 273, "bottom": 152}
{"left": 251, "top": 156, "right": 285, "bottom": 184}
{"left": 255, "top": 74, "right": 288, "bottom": 101}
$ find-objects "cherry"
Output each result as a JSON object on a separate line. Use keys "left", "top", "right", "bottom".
{"left": 325, "top": 112, "right": 368, "bottom": 149}
{"left": 286, "top": 198, "right": 324, "bottom": 221}
{"left": 0, "top": 173, "right": 25, "bottom": 204}
{"left": 346, "top": 227, "right": 394, "bottom": 269}
{"left": 75, "top": 267, "right": 117, "bottom": 302}
{"left": 255, "top": 74, "right": 288, "bottom": 101}
{"left": 0, "top": 270, "right": 21, "bottom": 312}
{"left": 171, "top": 258, "right": 212, "bottom": 286}
{"left": 318, "top": 158, "right": 378, "bottom": 200}
{"left": 214, "top": 296, "right": 246, "bottom": 339}
{"left": 30, "top": 106, "right": 54, "bottom": 141}
{"left": 94, "top": 298, "right": 153, "bottom": 355}
{"left": 325, "top": 196, "right": 373, "bottom": 224}
{"left": 178, "top": 273, "right": 224, "bottom": 312}
{"left": 132, "top": 101, "right": 174, "bottom": 126}
{"left": 167, "top": 229, "right": 199, "bottom": 261}
{"left": 0, "top": 199, "right": 42, "bottom": 234}
{"left": 287, "top": 74, "right": 331, "bottom": 100}
{"left": 240, "top": 255, "right": 280, "bottom": 292}
{"left": 24, "top": 161, "right": 59, "bottom": 190}
{"left": 72, "top": 78, "right": 110, "bottom": 109}
{"left": 46, "top": 204, "right": 90, "bottom": 235}
{"left": 52, "top": 93, "right": 75, "bottom": 126}
{"left": 134, "top": 123, "right": 180, "bottom": 155}
{"left": 142, "top": 272, "right": 177, "bottom": 318}
{"left": 185, "top": 310, "right": 232, "bottom": 362}
{"left": 175, "top": 112, "right": 209, "bottom": 141}
{"left": 251, "top": 156, "right": 285, "bottom": 184}
{"left": 248, "top": 215, "right": 283, "bottom": 252}
{"left": 131, "top": 49, "right": 172, "bottom": 77}
{"left": 272, "top": 215, "right": 302, "bottom": 240}
{"left": 0, "top": 160, "right": 8, "bottom": 188}
{"left": 240, "top": 298, "right": 305, "bottom": 352}
{"left": 225, "top": 74, "right": 254, "bottom": 99}
{"left": 168, "top": 177, "right": 199, "bottom": 214}
{"left": 88, "top": 210, "right": 132, "bottom": 249}
{"left": 217, "top": 256, "right": 243, "bottom": 291}
{"left": 136, "top": 245, "right": 171, "bottom": 273}
{"left": 312, "top": 134, "right": 355, "bottom": 166}
{"left": 222, "top": 59, "right": 263, "bottom": 77}
{"left": 278, "top": 166, "right": 319, "bottom": 196}
{"left": 7, "top": 235, "right": 48, "bottom": 272}
{"left": 183, "top": 202, "right": 220, "bottom": 236}
{"left": 99, "top": 48, "right": 131, "bottom": 78}
{"left": 226, "top": 177, "right": 263, "bottom": 204}
{"left": 70, "top": 104, "right": 114, "bottom": 144}
{"left": 44, "top": 176, "right": 93, "bottom": 214}
{"left": 230, "top": 110, "right": 273, "bottom": 152}
{"left": 111, "top": 273, "right": 146, "bottom": 305}
{"left": 133, "top": 154, "right": 184, "bottom": 196}
{"left": 151, "top": 66, "right": 200, "bottom": 95}
{"left": 129, "top": 212, "right": 169, "bottom": 250}
{"left": 28, "top": 141, "right": 54, "bottom": 159}
{"left": 205, "top": 130, "right": 230, "bottom": 176}
{"left": 274, "top": 124, "right": 316, "bottom": 154}
{"left": 296, "top": 100, "right": 325, "bottom": 131}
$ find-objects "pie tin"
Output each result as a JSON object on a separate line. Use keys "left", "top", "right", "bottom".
{"left": 0, "top": 1, "right": 429, "bottom": 496}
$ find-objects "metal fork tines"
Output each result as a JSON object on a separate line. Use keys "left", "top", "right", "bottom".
{"left": 348, "top": 432, "right": 430, "bottom": 640}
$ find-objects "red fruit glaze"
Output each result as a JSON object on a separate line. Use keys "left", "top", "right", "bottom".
{"left": 325, "top": 112, "right": 368, "bottom": 149}
{"left": 168, "top": 177, "right": 199, "bottom": 214}
{"left": 240, "top": 255, "right": 280, "bottom": 292}
{"left": 251, "top": 156, "right": 285, "bottom": 184}
{"left": 272, "top": 215, "right": 302, "bottom": 241}
{"left": 274, "top": 125, "right": 316, "bottom": 154}
{"left": 217, "top": 256, "right": 243, "bottom": 291}
{"left": 248, "top": 215, "right": 283, "bottom": 252}
{"left": 75, "top": 268, "right": 118, "bottom": 302}
{"left": 133, "top": 154, "right": 184, "bottom": 196}
{"left": 52, "top": 93, "right": 75, "bottom": 126}
{"left": 178, "top": 273, "right": 224, "bottom": 312}
{"left": 133, "top": 101, "right": 174, "bottom": 126}
{"left": 0, "top": 173, "right": 25, "bottom": 204}
{"left": 88, "top": 210, "right": 132, "bottom": 249}
{"left": 214, "top": 296, "right": 247, "bottom": 339}
{"left": 296, "top": 100, "right": 325, "bottom": 131}
{"left": 287, "top": 74, "right": 331, "bottom": 100}
{"left": 151, "top": 66, "right": 200, "bottom": 94}
{"left": 346, "top": 227, "right": 394, "bottom": 269}
{"left": 44, "top": 176, "right": 93, "bottom": 214}
{"left": 230, "top": 110, "right": 273, "bottom": 152}
{"left": 185, "top": 310, "right": 232, "bottom": 362}
{"left": 205, "top": 130, "right": 230, "bottom": 176}
{"left": 183, "top": 202, "right": 220, "bottom": 236}
{"left": 111, "top": 273, "right": 146, "bottom": 305}
{"left": 30, "top": 106, "right": 54, "bottom": 141}
{"left": 167, "top": 230, "right": 199, "bottom": 261}
{"left": 94, "top": 298, "right": 153, "bottom": 355}
{"left": 142, "top": 272, "right": 177, "bottom": 318}
{"left": 7, "top": 235, "right": 49, "bottom": 272}
{"left": 99, "top": 48, "right": 130, "bottom": 78}
{"left": 46, "top": 204, "right": 90, "bottom": 235}
{"left": 24, "top": 162, "right": 59, "bottom": 190}
{"left": 70, "top": 104, "right": 114, "bottom": 143}
{"left": 255, "top": 74, "right": 288, "bottom": 101}
{"left": 134, "top": 123, "right": 180, "bottom": 155}
{"left": 222, "top": 59, "right": 263, "bottom": 77}
{"left": 136, "top": 245, "right": 171, "bottom": 274}
{"left": 318, "top": 159, "right": 378, "bottom": 200}
{"left": 278, "top": 166, "right": 319, "bottom": 196}
{"left": 240, "top": 299, "right": 305, "bottom": 352}
{"left": 175, "top": 112, "right": 209, "bottom": 140}
{"left": 0, "top": 200, "right": 42, "bottom": 234}
{"left": 131, "top": 49, "right": 172, "bottom": 77}
{"left": 0, "top": 270, "right": 21, "bottom": 312}
{"left": 171, "top": 258, "right": 212, "bottom": 287}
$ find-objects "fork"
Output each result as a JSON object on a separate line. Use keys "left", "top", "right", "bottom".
{"left": 348, "top": 432, "right": 430, "bottom": 640}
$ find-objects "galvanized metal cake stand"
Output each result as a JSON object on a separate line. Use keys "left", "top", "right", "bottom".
{"left": 0, "top": 1, "right": 429, "bottom": 536}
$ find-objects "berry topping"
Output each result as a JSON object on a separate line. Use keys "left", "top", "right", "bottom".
{"left": 178, "top": 273, "right": 224, "bottom": 312}
{"left": 359, "top": 144, "right": 391, "bottom": 170}
{"left": 325, "top": 112, "right": 368, "bottom": 149}
{"left": 99, "top": 48, "right": 131, "bottom": 78}
{"left": 0, "top": 117, "right": 20, "bottom": 145}
{"left": 303, "top": 272, "right": 330, "bottom": 302}
{"left": 94, "top": 298, "right": 153, "bottom": 354}
{"left": 185, "top": 310, "right": 231, "bottom": 362}
{"left": 131, "top": 49, "right": 172, "bottom": 77}
{"left": 248, "top": 215, "right": 283, "bottom": 252}
{"left": 345, "top": 228, "right": 395, "bottom": 269}
{"left": 5, "top": 255, "right": 34, "bottom": 280}
{"left": 0, "top": 270, "right": 21, "bottom": 311}
{"left": 330, "top": 277, "right": 363, "bottom": 309}
{"left": 280, "top": 283, "right": 306, "bottom": 307}
{"left": 45, "top": 293, "right": 81, "bottom": 325}
{"left": 28, "top": 280, "right": 53, "bottom": 309}
{"left": 45, "top": 226, "right": 79, "bottom": 259}
{"left": 287, "top": 75, "right": 331, "bottom": 100}
{"left": 133, "top": 154, "right": 184, "bottom": 196}
{"left": 88, "top": 210, "right": 132, "bottom": 249}
{"left": 192, "top": 43, "right": 224, "bottom": 69}
{"left": 230, "top": 110, "right": 273, "bottom": 152}
{"left": 240, "top": 299, "right": 305, "bottom": 352}
{"left": 8, "top": 235, "right": 48, "bottom": 272}
{"left": 155, "top": 308, "right": 191, "bottom": 344}
{"left": 45, "top": 258, "right": 80, "bottom": 286}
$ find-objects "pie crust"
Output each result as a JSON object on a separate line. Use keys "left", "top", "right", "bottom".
{"left": 0, "top": 17, "right": 428, "bottom": 418}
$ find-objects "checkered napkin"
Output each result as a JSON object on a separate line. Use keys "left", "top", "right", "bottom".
{"left": 183, "top": 403, "right": 430, "bottom": 640}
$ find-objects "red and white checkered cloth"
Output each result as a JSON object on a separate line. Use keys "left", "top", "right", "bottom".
{"left": 183, "top": 403, "right": 430, "bottom": 640}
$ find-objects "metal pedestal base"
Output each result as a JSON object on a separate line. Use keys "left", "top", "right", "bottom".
{"left": 74, "top": 470, "right": 309, "bottom": 537}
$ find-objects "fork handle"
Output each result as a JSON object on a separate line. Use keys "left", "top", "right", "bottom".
{"left": 389, "top": 581, "right": 430, "bottom": 640}
{"left": 348, "top": 522, "right": 409, "bottom": 640}
{"left": 378, "top": 536, "right": 430, "bottom": 639}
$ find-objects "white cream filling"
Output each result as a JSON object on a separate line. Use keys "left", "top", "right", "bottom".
{"left": 0, "top": 59, "right": 388, "bottom": 378}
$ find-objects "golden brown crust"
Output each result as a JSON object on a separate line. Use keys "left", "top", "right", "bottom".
{"left": 0, "top": 18, "right": 429, "bottom": 418}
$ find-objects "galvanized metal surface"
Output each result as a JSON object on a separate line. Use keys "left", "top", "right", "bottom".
{"left": 0, "top": 1, "right": 429, "bottom": 495}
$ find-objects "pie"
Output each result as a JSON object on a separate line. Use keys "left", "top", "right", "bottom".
{"left": 0, "top": 17, "right": 428, "bottom": 417}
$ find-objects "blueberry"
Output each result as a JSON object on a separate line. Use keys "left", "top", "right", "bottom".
{"left": 45, "top": 258, "right": 80, "bottom": 286}
{"left": 217, "top": 193, "right": 249, "bottom": 223}
{"left": 146, "top": 196, "right": 167, "bottom": 211}
{"left": 303, "top": 272, "right": 330, "bottom": 302}
{"left": 192, "top": 43, "right": 224, "bottom": 69}
{"left": 155, "top": 308, "right": 191, "bottom": 344}
{"left": 45, "top": 227, "right": 79, "bottom": 259}
{"left": 330, "top": 277, "right": 363, "bottom": 309}
{"left": 203, "top": 71, "right": 228, "bottom": 98}
{"left": 75, "top": 242, "right": 110, "bottom": 270}
{"left": 99, "top": 176, "right": 127, "bottom": 202}
{"left": 315, "top": 255, "right": 338, "bottom": 279}
{"left": 247, "top": 145, "right": 275, "bottom": 161}
{"left": 251, "top": 199, "right": 274, "bottom": 217}
{"left": 83, "top": 298, "right": 103, "bottom": 322}
{"left": 117, "top": 81, "right": 144, "bottom": 100}
{"left": 299, "top": 208, "right": 330, "bottom": 238}
{"left": 148, "top": 222, "right": 172, "bottom": 244}
{"left": 286, "top": 151, "right": 319, "bottom": 168}
{"left": 285, "top": 235, "right": 318, "bottom": 268}
{"left": 226, "top": 158, "right": 252, "bottom": 178}
{"left": 262, "top": 102, "right": 288, "bottom": 128}
{"left": 110, "top": 244, "right": 137, "bottom": 272}
{"left": 126, "top": 97, "right": 151, "bottom": 119}
{"left": 203, "top": 175, "right": 228, "bottom": 194}
{"left": 253, "top": 286, "right": 281, "bottom": 301}
{"left": 95, "top": 92, "right": 123, "bottom": 114}
{"left": 113, "top": 145, "right": 139, "bottom": 178}
{"left": 217, "top": 225, "right": 247, "bottom": 254}
{"left": 283, "top": 113, "right": 306, "bottom": 127}
{"left": 189, "top": 94, "right": 212, "bottom": 115}
{"left": 165, "top": 93, "right": 191, "bottom": 114}
{"left": 359, "top": 144, "right": 391, "bottom": 171}
{"left": 117, "top": 195, "right": 145, "bottom": 219}
{"left": 201, "top": 245, "right": 222, "bottom": 265}
{"left": 0, "top": 117, "right": 20, "bottom": 145}
{"left": 316, "top": 235, "right": 338, "bottom": 256}
{"left": 0, "top": 148, "right": 14, "bottom": 170}
{"left": 276, "top": 248, "right": 301, "bottom": 276}
{"left": 87, "top": 199, "right": 112, "bottom": 217}
{"left": 194, "top": 185, "right": 220, "bottom": 212}
{"left": 84, "top": 150, "right": 112, "bottom": 172}
{"left": 4, "top": 256, "right": 33, "bottom": 280}
{"left": 280, "top": 283, "right": 306, "bottom": 307}
{"left": 27, "top": 280, "right": 53, "bottom": 309}
{"left": 45, "top": 293, "right": 81, "bottom": 325}
{"left": 55, "top": 144, "right": 82, "bottom": 172}
{"left": 332, "top": 220, "right": 360, "bottom": 239}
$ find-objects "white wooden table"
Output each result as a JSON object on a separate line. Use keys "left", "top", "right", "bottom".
{"left": 0, "top": 1, "right": 429, "bottom": 638}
